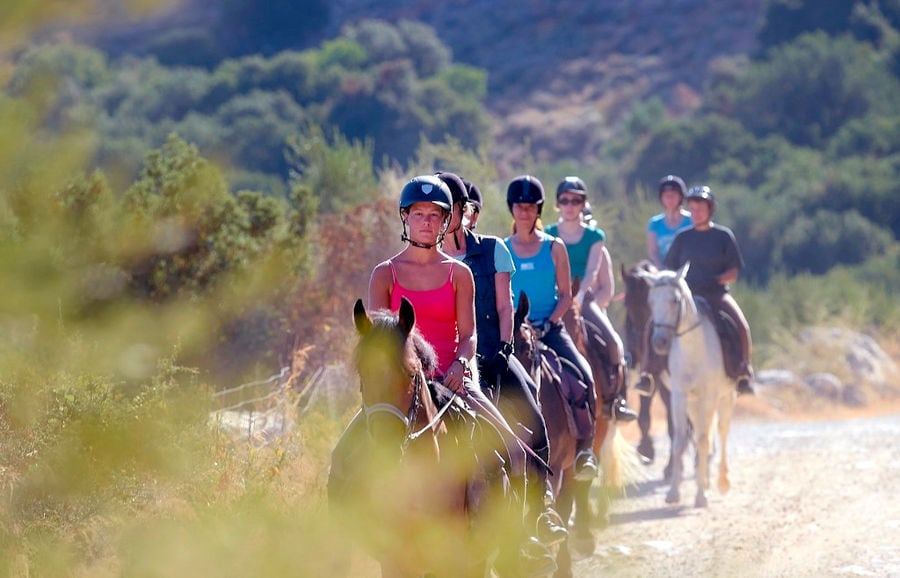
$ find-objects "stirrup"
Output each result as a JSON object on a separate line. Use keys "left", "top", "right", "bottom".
{"left": 736, "top": 376, "right": 755, "bottom": 396}
{"left": 574, "top": 450, "right": 598, "bottom": 482}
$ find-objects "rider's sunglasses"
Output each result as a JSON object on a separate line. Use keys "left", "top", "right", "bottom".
{"left": 557, "top": 197, "right": 584, "bottom": 206}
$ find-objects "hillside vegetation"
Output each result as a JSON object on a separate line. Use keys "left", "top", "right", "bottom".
{"left": 1, "top": 0, "right": 899, "bottom": 575}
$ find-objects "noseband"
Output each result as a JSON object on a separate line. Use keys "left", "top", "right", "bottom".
{"left": 362, "top": 370, "right": 424, "bottom": 448}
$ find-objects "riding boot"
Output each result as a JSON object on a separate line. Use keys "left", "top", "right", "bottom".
{"left": 603, "top": 366, "right": 637, "bottom": 422}
{"left": 526, "top": 476, "right": 567, "bottom": 547}
{"left": 736, "top": 361, "right": 755, "bottom": 395}
{"left": 526, "top": 444, "right": 567, "bottom": 547}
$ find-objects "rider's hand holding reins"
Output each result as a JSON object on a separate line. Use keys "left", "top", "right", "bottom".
{"left": 444, "top": 357, "right": 469, "bottom": 394}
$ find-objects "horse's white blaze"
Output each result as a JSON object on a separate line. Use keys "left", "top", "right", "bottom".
{"left": 646, "top": 269, "right": 736, "bottom": 508}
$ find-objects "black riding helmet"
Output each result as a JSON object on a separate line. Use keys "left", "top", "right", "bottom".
{"left": 658, "top": 174, "right": 687, "bottom": 200}
{"left": 685, "top": 185, "right": 716, "bottom": 215}
{"left": 399, "top": 175, "right": 453, "bottom": 248}
{"left": 464, "top": 179, "right": 482, "bottom": 211}
{"left": 556, "top": 176, "right": 588, "bottom": 199}
{"left": 434, "top": 171, "right": 468, "bottom": 207}
{"left": 506, "top": 175, "right": 545, "bottom": 215}
{"left": 399, "top": 175, "right": 452, "bottom": 211}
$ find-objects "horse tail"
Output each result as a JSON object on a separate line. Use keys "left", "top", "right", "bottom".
{"left": 599, "top": 422, "right": 644, "bottom": 491}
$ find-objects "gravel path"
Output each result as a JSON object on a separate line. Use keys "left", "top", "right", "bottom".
{"left": 573, "top": 412, "right": 900, "bottom": 577}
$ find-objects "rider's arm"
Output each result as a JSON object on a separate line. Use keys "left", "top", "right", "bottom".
{"left": 718, "top": 267, "right": 739, "bottom": 286}
{"left": 367, "top": 261, "right": 393, "bottom": 310}
{"left": 494, "top": 271, "right": 514, "bottom": 343}
{"left": 454, "top": 265, "right": 478, "bottom": 363}
{"left": 548, "top": 238, "right": 572, "bottom": 325}
{"left": 647, "top": 230, "right": 661, "bottom": 268}
{"left": 580, "top": 242, "right": 614, "bottom": 309}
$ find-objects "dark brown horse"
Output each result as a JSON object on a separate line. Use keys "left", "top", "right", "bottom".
{"left": 513, "top": 293, "right": 579, "bottom": 578}
{"left": 329, "top": 298, "right": 511, "bottom": 577}
{"left": 622, "top": 260, "right": 676, "bottom": 478}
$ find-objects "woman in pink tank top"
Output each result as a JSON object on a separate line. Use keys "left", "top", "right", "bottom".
{"left": 367, "top": 175, "right": 477, "bottom": 394}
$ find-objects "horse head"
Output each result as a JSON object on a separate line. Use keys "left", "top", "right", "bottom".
{"left": 352, "top": 297, "right": 439, "bottom": 447}
{"left": 646, "top": 263, "right": 692, "bottom": 355}
{"left": 620, "top": 260, "right": 657, "bottom": 364}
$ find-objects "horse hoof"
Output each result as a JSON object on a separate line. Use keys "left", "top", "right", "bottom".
{"left": 665, "top": 490, "right": 680, "bottom": 504}
{"left": 718, "top": 478, "right": 731, "bottom": 494}
{"left": 637, "top": 438, "right": 655, "bottom": 464}
{"left": 571, "top": 526, "right": 595, "bottom": 558}
{"left": 695, "top": 494, "right": 708, "bottom": 508}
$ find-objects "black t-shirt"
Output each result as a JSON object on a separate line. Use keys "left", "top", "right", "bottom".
{"left": 664, "top": 224, "right": 744, "bottom": 297}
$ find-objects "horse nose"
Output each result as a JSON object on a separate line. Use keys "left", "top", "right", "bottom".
{"left": 651, "top": 331, "right": 671, "bottom": 355}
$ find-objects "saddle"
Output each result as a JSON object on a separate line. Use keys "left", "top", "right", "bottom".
{"left": 694, "top": 296, "right": 743, "bottom": 380}
{"left": 539, "top": 347, "right": 594, "bottom": 442}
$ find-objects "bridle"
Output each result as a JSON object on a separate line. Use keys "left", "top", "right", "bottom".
{"left": 650, "top": 278, "right": 702, "bottom": 338}
{"left": 362, "top": 369, "right": 457, "bottom": 452}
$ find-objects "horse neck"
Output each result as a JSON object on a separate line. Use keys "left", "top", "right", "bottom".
{"left": 562, "top": 305, "right": 586, "bottom": 351}
{"left": 673, "top": 286, "right": 707, "bottom": 344}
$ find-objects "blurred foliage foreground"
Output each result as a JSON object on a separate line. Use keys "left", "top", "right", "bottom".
{"left": 0, "top": 88, "right": 387, "bottom": 573}
{"left": 3, "top": 59, "right": 900, "bottom": 578}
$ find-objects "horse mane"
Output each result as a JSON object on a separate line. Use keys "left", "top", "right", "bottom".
{"left": 361, "top": 308, "right": 439, "bottom": 377}
{"left": 629, "top": 259, "right": 658, "bottom": 276}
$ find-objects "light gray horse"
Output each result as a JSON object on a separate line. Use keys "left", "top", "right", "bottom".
{"left": 639, "top": 263, "right": 736, "bottom": 507}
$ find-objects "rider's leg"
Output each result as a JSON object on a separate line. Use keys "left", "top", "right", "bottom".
{"left": 584, "top": 303, "right": 638, "bottom": 422}
{"left": 503, "top": 357, "right": 568, "bottom": 546}
{"left": 539, "top": 323, "right": 599, "bottom": 481}
{"left": 718, "top": 294, "right": 755, "bottom": 395}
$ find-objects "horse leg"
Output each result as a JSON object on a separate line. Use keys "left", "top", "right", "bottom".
{"left": 554, "top": 468, "right": 576, "bottom": 578}
{"left": 657, "top": 374, "right": 676, "bottom": 481}
{"left": 570, "top": 479, "right": 596, "bottom": 557}
{"left": 691, "top": 397, "right": 716, "bottom": 508}
{"left": 637, "top": 391, "right": 654, "bottom": 463}
{"left": 717, "top": 391, "right": 735, "bottom": 494}
{"left": 694, "top": 424, "right": 711, "bottom": 508}
{"left": 665, "top": 391, "right": 689, "bottom": 504}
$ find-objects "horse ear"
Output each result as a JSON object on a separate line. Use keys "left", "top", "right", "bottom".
{"left": 398, "top": 297, "right": 416, "bottom": 337}
{"left": 620, "top": 262, "right": 629, "bottom": 281}
{"left": 514, "top": 291, "right": 530, "bottom": 326}
{"left": 677, "top": 261, "right": 691, "bottom": 280}
{"left": 353, "top": 299, "right": 372, "bottom": 335}
{"left": 572, "top": 276, "right": 581, "bottom": 296}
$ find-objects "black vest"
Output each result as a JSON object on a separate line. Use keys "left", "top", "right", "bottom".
{"left": 462, "top": 229, "right": 502, "bottom": 359}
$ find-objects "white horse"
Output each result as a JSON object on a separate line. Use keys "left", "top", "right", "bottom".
{"left": 640, "top": 263, "right": 736, "bottom": 507}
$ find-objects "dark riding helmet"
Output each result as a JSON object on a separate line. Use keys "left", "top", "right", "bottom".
{"left": 658, "top": 174, "right": 686, "bottom": 199}
{"left": 506, "top": 175, "right": 545, "bottom": 215}
{"left": 464, "top": 179, "right": 482, "bottom": 211}
{"left": 685, "top": 185, "right": 716, "bottom": 214}
{"left": 434, "top": 171, "right": 468, "bottom": 207}
{"left": 399, "top": 175, "right": 452, "bottom": 212}
{"left": 556, "top": 176, "right": 588, "bottom": 199}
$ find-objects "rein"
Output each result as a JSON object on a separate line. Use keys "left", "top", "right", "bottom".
{"left": 652, "top": 282, "right": 703, "bottom": 337}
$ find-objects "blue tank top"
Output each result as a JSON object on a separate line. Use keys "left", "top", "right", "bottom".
{"left": 505, "top": 234, "right": 558, "bottom": 323}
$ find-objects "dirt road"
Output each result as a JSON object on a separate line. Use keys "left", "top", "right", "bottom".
{"left": 573, "top": 411, "right": 900, "bottom": 577}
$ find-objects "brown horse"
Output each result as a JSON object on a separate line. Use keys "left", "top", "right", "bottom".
{"left": 513, "top": 293, "right": 580, "bottom": 578}
{"left": 561, "top": 282, "right": 630, "bottom": 554}
{"left": 329, "top": 298, "right": 511, "bottom": 577}
{"left": 621, "top": 260, "right": 676, "bottom": 478}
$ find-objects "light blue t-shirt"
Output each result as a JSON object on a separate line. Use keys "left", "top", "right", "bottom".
{"left": 505, "top": 233, "right": 558, "bottom": 323}
{"left": 647, "top": 210, "right": 692, "bottom": 262}
{"left": 493, "top": 239, "right": 515, "bottom": 275}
